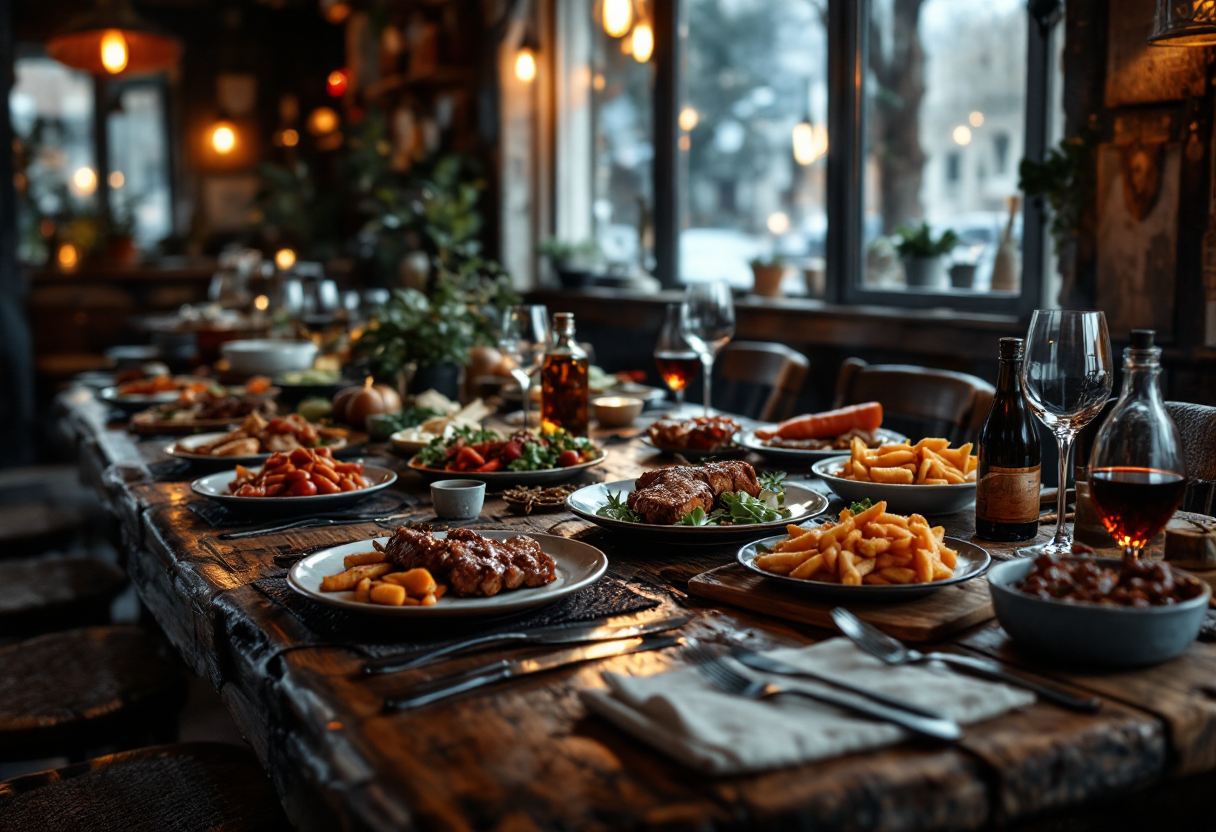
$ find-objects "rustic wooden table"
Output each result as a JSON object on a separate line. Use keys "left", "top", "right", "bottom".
{"left": 56, "top": 387, "right": 1216, "bottom": 832}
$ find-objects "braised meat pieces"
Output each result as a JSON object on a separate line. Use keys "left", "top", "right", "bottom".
{"left": 384, "top": 525, "right": 556, "bottom": 597}
{"left": 627, "top": 461, "right": 761, "bottom": 525}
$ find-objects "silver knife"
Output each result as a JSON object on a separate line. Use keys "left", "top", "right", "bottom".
{"left": 383, "top": 634, "right": 682, "bottom": 711}
{"left": 730, "top": 648, "right": 949, "bottom": 720}
{"left": 362, "top": 614, "right": 694, "bottom": 676}
{"left": 218, "top": 514, "right": 410, "bottom": 540}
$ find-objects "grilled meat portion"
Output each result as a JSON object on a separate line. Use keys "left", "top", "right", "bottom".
{"left": 384, "top": 525, "right": 556, "bottom": 597}
{"left": 628, "top": 461, "right": 762, "bottom": 525}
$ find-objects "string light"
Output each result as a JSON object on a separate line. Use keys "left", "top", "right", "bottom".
{"left": 792, "top": 121, "right": 827, "bottom": 165}
{"left": 767, "top": 212, "right": 791, "bottom": 234}
{"left": 282, "top": 129, "right": 299, "bottom": 147}
{"left": 953, "top": 125, "right": 972, "bottom": 146}
{"left": 631, "top": 22, "right": 654, "bottom": 62}
{"left": 678, "top": 107, "right": 699, "bottom": 131}
{"left": 100, "top": 29, "right": 128, "bottom": 74}
{"left": 275, "top": 248, "right": 297, "bottom": 270}
{"left": 307, "top": 107, "right": 339, "bottom": 136}
{"left": 603, "top": 0, "right": 632, "bottom": 37}
{"left": 254, "top": 294, "right": 270, "bottom": 311}
{"left": 211, "top": 122, "right": 237, "bottom": 154}
{"left": 58, "top": 243, "right": 79, "bottom": 269}
{"left": 73, "top": 167, "right": 97, "bottom": 195}
{"left": 969, "top": 111, "right": 984, "bottom": 127}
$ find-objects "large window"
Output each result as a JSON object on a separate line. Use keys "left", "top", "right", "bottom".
{"left": 556, "top": 0, "right": 1062, "bottom": 313}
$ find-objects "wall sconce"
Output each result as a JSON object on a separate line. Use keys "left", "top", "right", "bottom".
{"left": 1148, "top": 1, "right": 1216, "bottom": 45}
{"left": 47, "top": 0, "right": 180, "bottom": 77}
{"left": 515, "top": 44, "right": 538, "bottom": 82}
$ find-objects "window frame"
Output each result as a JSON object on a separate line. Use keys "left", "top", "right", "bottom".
{"left": 557, "top": 0, "right": 1062, "bottom": 316}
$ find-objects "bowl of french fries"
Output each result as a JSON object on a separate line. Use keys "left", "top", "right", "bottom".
{"left": 811, "top": 437, "right": 978, "bottom": 515}
{"left": 738, "top": 500, "right": 991, "bottom": 600}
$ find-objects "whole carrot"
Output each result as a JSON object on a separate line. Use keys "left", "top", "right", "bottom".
{"left": 755, "top": 401, "right": 884, "bottom": 440}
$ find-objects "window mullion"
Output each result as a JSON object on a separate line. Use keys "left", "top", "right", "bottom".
{"left": 827, "top": 0, "right": 866, "bottom": 305}
{"left": 653, "top": 0, "right": 681, "bottom": 288}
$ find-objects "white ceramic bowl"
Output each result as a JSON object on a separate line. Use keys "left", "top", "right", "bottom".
{"left": 812, "top": 455, "right": 976, "bottom": 516}
{"left": 592, "top": 396, "right": 645, "bottom": 428}
{"left": 221, "top": 339, "right": 317, "bottom": 377}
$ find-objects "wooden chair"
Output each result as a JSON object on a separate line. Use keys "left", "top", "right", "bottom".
{"left": 0, "top": 558, "right": 128, "bottom": 636}
{"left": 0, "top": 626, "right": 187, "bottom": 762}
{"left": 1166, "top": 402, "right": 1216, "bottom": 515}
{"left": 715, "top": 341, "right": 810, "bottom": 422}
{"left": 833, "top": 358, "right": 995, "bottom": 444}
{"left": 0, "top": 743, "right": 291, "bottom": 832}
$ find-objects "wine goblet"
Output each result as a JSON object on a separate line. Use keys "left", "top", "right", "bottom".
{"left": 679, "top": 282, "right": 735, "bottom": 417}
{"left": 1020, "top": 309, "right": 1114, "bottom": 557}
{"left": 498, "top": 305, "right": 551, "bottom": 432}
{"left": 654, "top": 303, "right": 701, "bottom": 416}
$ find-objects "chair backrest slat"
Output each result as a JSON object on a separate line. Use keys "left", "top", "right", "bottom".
{"left": 715, "top": 342, "right": 810, "bottom": 422}
{"left": 1166, "top": 401, "right": 1216, "bottom": 515}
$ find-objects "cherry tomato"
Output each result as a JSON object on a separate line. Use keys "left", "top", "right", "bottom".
{"left": 290, "top": 479, "right": 318, "bottom": 497}
{"left": 557, "top": 450, "right": 581, "bottom": 467}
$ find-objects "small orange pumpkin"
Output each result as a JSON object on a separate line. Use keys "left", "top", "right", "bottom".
{"left": 333, "top": 378, "right": 402, "bottom": 429}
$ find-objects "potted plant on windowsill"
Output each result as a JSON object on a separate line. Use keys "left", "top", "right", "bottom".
{"left": 538, "top": 238, "right": 602, "bottom": 289}
{"left": 749, "top": 255, "right": 790, "bottom": 297}
{"left": 894, "top": 223, "right": 959, "bottom": 289}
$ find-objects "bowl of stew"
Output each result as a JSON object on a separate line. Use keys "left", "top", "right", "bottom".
{"left": 987, "top": 554, "right": 1210, "bottom": 667}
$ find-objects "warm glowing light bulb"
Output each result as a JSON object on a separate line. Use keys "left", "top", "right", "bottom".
{"left": 100, "top": 29, "right": 128, "bottom": 74}
{"left": 953, "top": 125, "right": 972, "bottom": 146}
{"left": 282, "top": 129, "right": 299, "bottom": 147}
{"left": 275, "top": 248, "right": 297, "bottom": 270}
{"left": 326, "top": 69, "right": 349, "bottom": 97}
{"left": 969, "top": 111, "right": 984, "bottom": 127}
{"left": 678, "top": 107, "right": 699, "bottom": 131}
{"left": 593, "top": 73, "right": 606, "bottom": 91}
{"left": 323, "top": 1, "right": 351, "bottom": 24}
{"left": 254, "top": 294, "right": 269, "bottom": 311}
{"left": 515, "top": 47, "right": 537, "bottom": 82}
{"left": 603, "top": 0, "right": 632, "bottom": 37}
{"left": 58, "top": 243, "right": 79, "bottom": 269}
{"left": 108, "top": 171, "right": 125, "bottom": 189}
{"left": 767, "top": 211, "right": 791, "bottom": 234}
{"left": 307, "top": 107, "right": 339, "bottom": 136}
{"left": 631, "top": 23, "right": 654, "bottom": 62}
{"left": 211, "top": 123, "right": 237, "bottom": 154}
{"left": 793, "top": 122, "right": 827, "bottom": 166}
{"left": 73, "top": 167, "right": 97, "bottom": 195}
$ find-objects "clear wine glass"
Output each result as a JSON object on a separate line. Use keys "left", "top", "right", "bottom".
{"left": 1088, "top": 330, "right": 1187, "bottom": 562}
{"left": 679, "top": 282, "right": 735, "bottom": 416}
{"left": 1021, "top": 309, "right": 1114, "bottom": 557}
{"left": 654, "top": 303, "right": 701, "bottom": 416}
{"left": 498, "top": 305, "right": 551, "bottom": 432}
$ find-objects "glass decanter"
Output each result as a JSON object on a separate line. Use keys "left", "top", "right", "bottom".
{"left": 1088, "top": 330, "right": 1188, "bottom": 561}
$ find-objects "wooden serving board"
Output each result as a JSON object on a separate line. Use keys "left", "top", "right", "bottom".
{"left": 688, "top": 563, "right": 994, "bottom": 642}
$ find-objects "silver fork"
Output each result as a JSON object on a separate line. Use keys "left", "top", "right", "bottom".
{"left": 684, "top": 642, "right": 962, "bottom": 741}
{"left": 830, "top": 608, "right": 1102, "bottom": 713}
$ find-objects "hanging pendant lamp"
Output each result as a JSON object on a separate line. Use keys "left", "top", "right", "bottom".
{"left": 47, "top": 0, "right": 181, "bottom": 77}
{"left": 1148, "top": 0, "right": 1216, "bottom": 46}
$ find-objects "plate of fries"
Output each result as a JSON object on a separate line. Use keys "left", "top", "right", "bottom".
{"left": 811, "top": 437, "right": 978, "bottom": 515}
{"left": 738, "top": 500, "right": 990, "bottom": 600}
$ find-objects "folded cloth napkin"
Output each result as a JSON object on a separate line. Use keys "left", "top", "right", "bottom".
{"left": 582, "top": 638, "right": 1035, "bottom": 775}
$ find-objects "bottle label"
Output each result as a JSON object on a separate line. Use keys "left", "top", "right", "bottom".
{"left": 976, "top": 465, "right": 1041, "bottom": 523}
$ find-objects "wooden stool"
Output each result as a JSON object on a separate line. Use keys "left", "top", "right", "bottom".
{"left": 0, "top": 504, "right": 88, "bottom": 560}
{"left": 0, "top": 558, "right": 127, "bottom": 636}
{"left": 0, "top": 626, "right": 187, "bottom": 762}
{"left": 0, "top": 742, "right": 291, "bottom": 832}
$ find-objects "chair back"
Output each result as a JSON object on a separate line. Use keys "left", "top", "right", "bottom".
{"left": 1166, "top": 401, "right": 1216, "bottom": 514}
{"left": 715, "top": 341, "right": 810, "bottom": 422}
{"left": 833, "top": 357, "right": 995, "bottom": 444}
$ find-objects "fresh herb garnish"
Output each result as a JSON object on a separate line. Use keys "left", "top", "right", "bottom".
{"left": 718, "top": 490, "right": 789, "bottom": 524}
{"left": 758, "top": 470, "right": 787, "bottom": 495}
{"left": 675, "top": 507, "right": 713, "bottom": 526}
{"left": 596, "top": 491, "right": 641, "bottom": 523}
{"left": 849, "top": 498, "right": 875, "bottom": 513}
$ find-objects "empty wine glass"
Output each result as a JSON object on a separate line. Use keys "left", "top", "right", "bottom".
{"left": 654, "top": 303, "right": 701, "bottom": 416}
{"left": 679, "top": 282, "right": 735, "bottom": 416}
{"left": 498, "top": 305, "right": 551, "bottom": 431}
{"left": 1088, "top": 330, "right": 1187, "bottom": 562}
{"left": 1021, "top": 309, "right": 1114, "bottom": 557}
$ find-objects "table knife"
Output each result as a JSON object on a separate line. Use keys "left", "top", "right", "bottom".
{"left": 219, "top": 514, "right": 410, "bottom": 540}
{"left": 362, "top": 614, "right": 693, "bottom": 676}
{"left": 384, "top": 634, "right": 682, "bottom": 711}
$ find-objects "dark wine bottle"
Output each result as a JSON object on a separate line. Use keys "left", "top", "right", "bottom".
{"left": 976, "top": 337, "right": 1042, "bottom": 541}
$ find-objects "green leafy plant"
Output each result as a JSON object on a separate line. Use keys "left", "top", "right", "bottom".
{"left": 1019, "top": 126, "right": 1099, "bottom": 255}
{"left": 749, "top": 254, "right": 786, "bottom": 268}
{"left": 893, "top": 223, "right": 959, "bottom": 259}
{"left": 538, "top": 238, "right": 600, "bottom": 268}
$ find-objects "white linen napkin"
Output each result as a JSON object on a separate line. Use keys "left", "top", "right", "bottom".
{"left": 581, "top": 638, "right": 1034, "bottom": 775}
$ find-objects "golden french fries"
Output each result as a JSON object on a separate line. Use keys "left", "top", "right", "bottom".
{"left": 319, "top": 562, "right": 448, "bottom": 606}
{"left": 838, "top": 437, "right": 977, "bottom": 485}
{"left": 754, "top": 501, "right": 959, "bottom": 586}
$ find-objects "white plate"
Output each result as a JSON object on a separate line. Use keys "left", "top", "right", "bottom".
{"left": 190, "top": 464, "right": 397, "bottom": 515}
{"left": 408, "top": 452, "right": 607, "bottom": 487}
{"left": 287, "top": 531, "right": 609, "bottom": 617}
{"left": 811, "top": 455, "right": 976, "bottom": 516}
{"left": 166, "top": 432, "right": 350, "bottom": 468}
{"left": 100, "top": 385, "right": 185, "bottom": 411}
{"left": 566, "top": 478, "right": 830, "bottom": 542}
{"left": 738, "top": 533, "right": 990, "bottom": 601}
{"left": 734, "top": 428, "right": 908, "bottom": 464}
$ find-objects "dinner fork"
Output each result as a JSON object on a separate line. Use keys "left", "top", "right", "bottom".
{"left": 830, "top": 608, "right": 1102, "bottom": 713}
{"left": 685, "top": 642, "right": 962, "bottom": 741}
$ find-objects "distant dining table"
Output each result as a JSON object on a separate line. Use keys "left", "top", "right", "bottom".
{"left": 55, "top": 386, "right": 1216, "bottom": 832}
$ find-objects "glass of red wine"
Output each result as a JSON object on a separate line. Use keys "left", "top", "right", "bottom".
{"left": 1088, "top": 330, "right": 1187, "bottom": 561}
{"left": 1021, "top": 310, "right": 1114, "bottom": 557}
{"left": 654, "top": 303, "right": 700, "bottom": 415}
